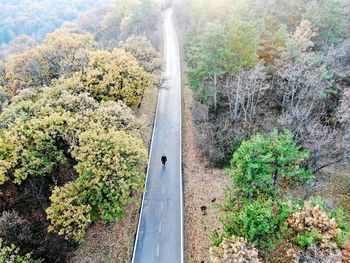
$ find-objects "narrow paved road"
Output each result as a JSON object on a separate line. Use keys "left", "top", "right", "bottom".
{"left": 132, "top": 8, "right": 183, "bottom": 263}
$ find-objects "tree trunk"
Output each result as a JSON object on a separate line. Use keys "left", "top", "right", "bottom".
{"left": 233, "top": 77, "right": 241, "bottom": 125}
{"left": 213, "top": 74, "right": 217, "bottom": 110}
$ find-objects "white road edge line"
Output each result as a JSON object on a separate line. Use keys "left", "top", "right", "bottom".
{"left": 131, "top": 9, "right": 168, "bottom": 263}
{"left": 159, "top": 221, "right": 162, "bottom": 233}
{"left": 157, "top": 243, "right": 160, "bottom": 257}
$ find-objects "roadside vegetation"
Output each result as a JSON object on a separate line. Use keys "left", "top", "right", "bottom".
{"left": 174, "top": 0, "right": 350, "bottom": 261}
{"left": 0, "top": 0, "right": 163, "bottom": 261}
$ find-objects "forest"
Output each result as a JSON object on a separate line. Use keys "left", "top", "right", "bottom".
{"left": 0, "top": 0, "right": 163, "bottom": 261}
{"left": 0, "top": 0, "right": 116, "bottom": 58}
{"left": 173, "top": 0, "right": 350, "bottom": 262}
{"left": 1, "top": 0, "right": 350, "bottom": 262}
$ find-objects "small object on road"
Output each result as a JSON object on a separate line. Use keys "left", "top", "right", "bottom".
{"left": 161, "top": 155, "right": 167, "bottom": 167}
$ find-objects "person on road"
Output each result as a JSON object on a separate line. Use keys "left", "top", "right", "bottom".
{"left": 161, "top": 155, "right": 167, "bottom": 167}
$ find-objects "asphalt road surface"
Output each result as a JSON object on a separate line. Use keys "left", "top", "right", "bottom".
{"left": 132, "top": 8, "right": 184, "bottom": 263}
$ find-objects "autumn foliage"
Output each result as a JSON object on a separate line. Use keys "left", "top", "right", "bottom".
{"left": 0, "top": 0, "right": 162, "bottom": 261}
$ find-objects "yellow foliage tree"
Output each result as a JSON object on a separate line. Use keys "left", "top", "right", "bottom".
{"left": 46, "top": 183, "right": 92, "bottom": 241}
{"left": 79, "top": 48, "right": 152, "bottom": 106}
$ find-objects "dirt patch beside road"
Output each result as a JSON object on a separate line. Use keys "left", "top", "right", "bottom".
{"left": 182, "top": 82, "right": 230, "bottom": 263}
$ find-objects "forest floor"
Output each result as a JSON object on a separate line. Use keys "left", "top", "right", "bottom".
{"left": 182, "top": 77, "right": 230, "bottom": 263}
{"left": 314, "top": 167, "right": 350, "bottom": 216}
{"left": 69, "top": 85, "right": 158, "bottom": 263}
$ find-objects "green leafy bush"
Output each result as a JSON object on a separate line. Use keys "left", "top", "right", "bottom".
{"left": 0, "top": 238, "right": 40, "bottom": 263}
{"left": 220, "top": 199, "right": 294, "bottom": 250}
{"left": 228, "top": 129, "right": 312, "bottom": 200}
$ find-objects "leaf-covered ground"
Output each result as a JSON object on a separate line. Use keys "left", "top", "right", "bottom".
{"left": 183, "top": 76, "right": 229, "bottom": 263}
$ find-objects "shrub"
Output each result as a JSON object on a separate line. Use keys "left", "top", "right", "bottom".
{"left": 220, "top": 199, "right": 294, "bottom": 251}
{"left": 296, "top": 244, "right": 342, "bottom": 263}
{"left": 287, "top": 200, "right": 348, "bottom": 250}
{"left": 0, "top": 238, "right": 40, "bottom": 263}
{"left": 228, "top": 129, "right": 312, "bottom": 200}
{"left": 0, "top": 211, "right": 32, "bottom": 247}
{"left": 210, "top": 236, "right": 261, "bottom": 263}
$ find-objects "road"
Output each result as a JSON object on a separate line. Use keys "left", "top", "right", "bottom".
{"left": 132, "top": 8, "right": 184, "bottom": 263}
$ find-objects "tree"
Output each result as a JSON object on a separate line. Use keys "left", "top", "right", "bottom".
{"left": 5, "top": 48, "right": 48, "bottom": 92}
{"left": 72, "top": 129, "right": 147, "bottom": 222}
{"left": 303, "top": 0, "right": 346, "bottom": 44}
{"left": 118, "top": 0, "right": 162, "bottom": 40}
{"left": 100, "top": 6, "right": 122, "bottom": 47}
{"left": 4, "top": 30, "right": 95, "bottom": 93}
{"left": 0, "top": 60, "right": 5, "bottom": 88}
{"left": 47, "top": 128, "right": 147, "bottom": 241}
{"left": 98, "top": 0, "right": 163, "bottom": 48}
{"left": 0, "top": 85, "right": 97, "bottom": 129}
{"left": 8, "top": 35, "right": 37, "bottom": 55}
{"left": 46, "top": 183, "right": 92, "bottom": 241}
{"left": 0, "top": 79, "right": 146, "bottom": 186}
{"left": 228, "top": 129, "right": 312, "bottom": 200}
{"left": 87, "top": 100, "right": 142, "bottom": 134}
{"left": 222, "top": 20, "right": 260, "bottom": 72}
{"left": 186, "top": 22, "right": 226, "bottom": 106}
{"left": 187, "top": 19, "right": 259, "bottom": 111}
{"left": 284, "top": 20, "right": 317, "bottom": 62}
{"left": 119, "top": 36, "right": 161, "bottom": 74}
{"left": 0, "top": 60, "right": 8, "bottom": 112}
{"left": 42, "top": 29, "right": 95, "bottom": 77}
{"left": 79, "top": 48, "right": 152, "bottom": 106}
{"left": 0, "top": 113, "right": 70, "bottom": 185}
